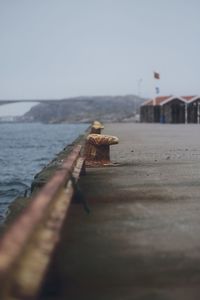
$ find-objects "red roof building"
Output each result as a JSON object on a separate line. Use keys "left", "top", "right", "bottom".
{"left": 140, "top": 95, "right": 200, "bottom": 123}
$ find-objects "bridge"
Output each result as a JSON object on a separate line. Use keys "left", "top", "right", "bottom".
{"left": 0, "top": 100, "right": 57, "bottom": 106}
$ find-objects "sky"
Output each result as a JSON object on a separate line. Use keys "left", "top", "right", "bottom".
{"left": 0, "top": 0, "right": 200, "bottom": 100}
{"left": 0, "top": 102, "right": 38, "bottom": 116}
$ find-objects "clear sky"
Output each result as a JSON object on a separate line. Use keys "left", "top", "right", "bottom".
{"left": 0, "top": 102, "right": 38, "bottom": 116}
{"left": 0, "top": 0, "right": 200, "bottom": 100}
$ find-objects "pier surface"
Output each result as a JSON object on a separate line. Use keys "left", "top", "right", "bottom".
{"left": 44, "top": 123, "right": 200, "bottom": 300}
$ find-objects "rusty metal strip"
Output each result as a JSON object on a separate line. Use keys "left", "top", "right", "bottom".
{"left": 4, "top": 182, "right": 74, "bottom": 299}
{"left": 0, "top": 144, "right": 84, "bottom": 299}
{"left": 73, "top": 157, "right": 85, "bottom": 180}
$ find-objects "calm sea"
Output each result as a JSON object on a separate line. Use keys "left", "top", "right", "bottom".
{"left": 0, "top": 123, "right": 88, "bottom": 223}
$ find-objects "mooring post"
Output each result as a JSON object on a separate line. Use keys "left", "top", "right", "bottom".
{"left": 90, "top": 121, "right": 104, "bottom": 134}
{"left": 85, "top": 133, "right": 119, "bottom": 166}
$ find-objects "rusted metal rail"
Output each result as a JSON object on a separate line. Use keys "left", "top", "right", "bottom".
{"left": 0, "top": 144, "right": 85, "bottom": 300}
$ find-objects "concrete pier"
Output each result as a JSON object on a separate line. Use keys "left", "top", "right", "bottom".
{"left": 41, "top": 123, "right": 200, "bottom": 300}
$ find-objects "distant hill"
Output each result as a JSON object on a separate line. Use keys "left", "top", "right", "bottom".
{"left": 18, "top": 95, "right": 145, "bottom": 123}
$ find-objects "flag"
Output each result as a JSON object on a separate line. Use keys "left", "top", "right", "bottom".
{"left": 154, "top": 71, "right": 160, "bottom": 79}
{"left": 155, "top": 87, "right": 160, "bottom": 94}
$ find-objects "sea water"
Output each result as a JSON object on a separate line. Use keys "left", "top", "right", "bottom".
{"left": 0, "top": 123, "right": 88, "bottom": 223}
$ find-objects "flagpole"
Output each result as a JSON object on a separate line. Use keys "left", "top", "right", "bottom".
{"left": 153, "top": 71, "right": 160, "bottom": 105}
{"left": 153, "top": 71, "right": 160, "bottom": 123}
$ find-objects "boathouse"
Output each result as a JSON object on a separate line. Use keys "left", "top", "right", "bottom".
{"left": 140, "top": 99, "right": 156, "bottom": 123}
{"left": 187, "top": 96, "right": 200, "bottom": 123}
{"left": 140, "top": 95, "right": 200, "bottom": 124}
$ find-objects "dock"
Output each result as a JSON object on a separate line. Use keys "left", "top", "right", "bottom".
{"left": 1, "top": 123, "right": 200, "bottom": 299}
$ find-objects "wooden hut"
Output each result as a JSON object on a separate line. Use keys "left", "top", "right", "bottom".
{"left": 140, "top": 97, "right": 170, "bottom": 123}
{"left": 186, "top": 96, "right": 200, "bottom": 124}
{"left": 140, "top": 99, "right": 156, "bottom": 123}
{"left": 140, "top": 96, "right": 189, "bottom": 124}
{"left": 160, "top": 96, "right": 186, "bottom": 124}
